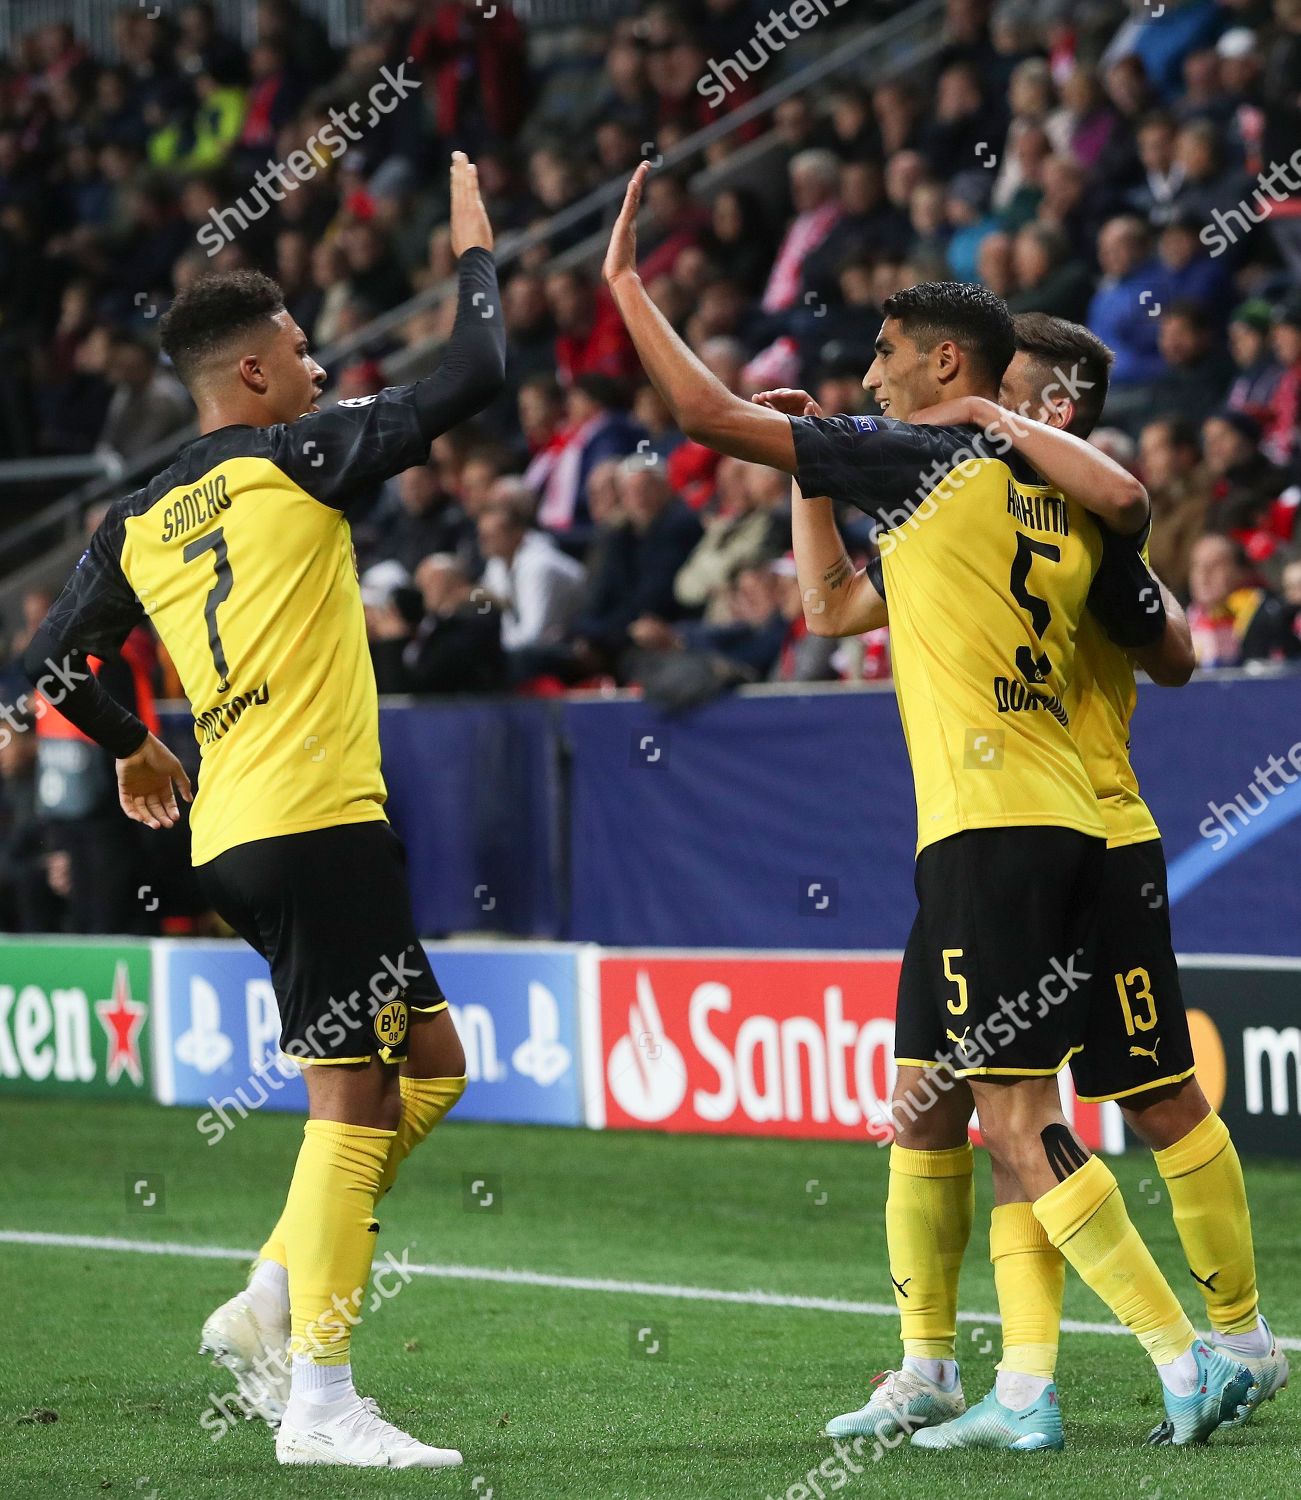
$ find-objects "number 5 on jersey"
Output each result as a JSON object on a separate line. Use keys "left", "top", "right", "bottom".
{"left": 183, "top": 526, "right": 234, "bottom": 694}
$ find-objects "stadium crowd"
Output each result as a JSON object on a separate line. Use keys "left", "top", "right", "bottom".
{"left": 1, "top": 0, "right": 1301, "bottom": 930}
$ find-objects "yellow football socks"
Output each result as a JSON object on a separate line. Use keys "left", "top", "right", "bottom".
{"left": 280, "top": 1119, "right": 394, "bottom": 1364}
{"left": 1153, "top": 1111, "right": 1259, "bottom": 1335}
{"left": 886, "top": 1142, "right": 974, "bottom": 1360}
{"left": 990, "top": 1201, "right": 1064, "bottom": 1379}
{"left": 377, "top": 1074, "right": 468, "bottom": 1198}
{"left": 1033, "top": 1155, "right": 1194, "bottom": 1366}
{"left": 258, "top": 1074, "right": 468, "bottom": 1269}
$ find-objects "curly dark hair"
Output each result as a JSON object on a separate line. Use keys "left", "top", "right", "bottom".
{"left": 159, "top": 270, "right": 286, "bottom": 389}
{"left": 882, "top": 280, "right": 1016, "bottom": 388}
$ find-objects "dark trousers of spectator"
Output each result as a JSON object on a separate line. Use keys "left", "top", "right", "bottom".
{"left": 55, "top": 817, "right": 147, "bottom": 935}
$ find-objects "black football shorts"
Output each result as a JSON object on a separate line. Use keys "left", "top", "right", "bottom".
{"left": 1070, "top": 838, "right": 1196, "bottom": 1102}
{"left": 894, "top": 826, "right": 1105, "bottom": 1079}
{"left": 197, "top": 820, "right": 446, "bottom": 1065}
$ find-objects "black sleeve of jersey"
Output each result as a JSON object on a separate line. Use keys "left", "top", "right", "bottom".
{"left": 788, "top": 415, "right": 977, "bottom": 530}
{"left": 1086, "top": 518, "right": 1167, "bottom": 649}
{"left": 272, "top": 248, "right": 506, "bottom": 510}
{"left": 21, "top": 510, "right": 150, "bottom": 758}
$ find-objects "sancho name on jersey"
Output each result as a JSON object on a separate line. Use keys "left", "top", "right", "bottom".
{"left": 789, "top": 413, "right": 1107, "bottom": 854}
{"left": 31, "top": 247, "right": 504, "bottom": 866}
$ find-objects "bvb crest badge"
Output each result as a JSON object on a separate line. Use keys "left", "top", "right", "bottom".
{"left": 374, "top": 998, "right": 408, "bottom": 1052}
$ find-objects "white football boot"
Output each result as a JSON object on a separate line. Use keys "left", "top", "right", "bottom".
{"left": 199, "top": 1262, "right": 291, "bottom": 1429}
{"left": 276, "top": 1393, "right": 463, "bottom": 1468}
{"left": 825, "top": 1365, "right": 965, "bottom": 1441}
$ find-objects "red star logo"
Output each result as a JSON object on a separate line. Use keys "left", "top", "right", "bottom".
{"left": 95, "top": 961, "right": 147, "bottom": 1087}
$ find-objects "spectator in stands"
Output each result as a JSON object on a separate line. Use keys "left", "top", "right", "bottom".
{"left": 1157, "top": 211, "right": 1230, "bottom": 307}
{"left": 994, "top": 120, "right": 1052, "bottom": 231}
{"left": 1282, "top": 553, "right": 1301, "bottom": 654}
{"left": 502, "top": 272, "right": 558, "bottom": 395}
{"left": 1202, "top": 409, "right": 1290, "bottom": 557}
{"left": 0, "top": 713, "right": 62, "bottom": 932}
{"left": 762, "top": 150, "right": 843, "bottom": 316}
{"left": 1226, "top": 299, "right": 1283, "bottom": 428}
{"left": 536, "top": 374, "right": 645, "bottom": 533}
{"left": 95, "top": 333, "right": 192, "bottom": 463}
{"left": 701, "top": 188, "right": 778, "bottom": 300}
{"left": 919, "top": 60, "right": 1004, "bottom": 182}
{"left": 1089, "top": 216, "right": 1167, "bottom": 422}
{"left": 944, "top": 171, "right": 1000, "bottom": 284}
{"left": 872, "top": 80, "right": 921, "bottom": 157}
{"left": 1124, "top": 112, "right": 1184, "bottom": 224}
{"left": 369, "top": 553, "right": 506, "bottom": 696}
{"left": 546, "top": 266, "right": 638, "bottom": 385}
{"left": 674, "top": 460, "right": 790, "bottom": 621}
{"left": 559, "top": 457, "right": 702, "bottom": 680}
{"left": 1186, "top": 533, "right": 1298, "bottom": 668}
{"left": 630, "top": 559, "right": 800, "bottom": 684}
{"left": 976, "top": 231, "right": 1016, "bottom": 299}
{"left": 1139, "top": 416, "right": 1212, "bottom": 599}
{"left": 368, "top": 461, "right": 472, "bottom": 577}
{"left": 1263, "top": 296, "right": 1301, "bottom": 469}
{"left": 1034, "top": 151, "right": 1092, "bottom": 244}
{"left": 479, "top": 479, "right": 587, "bottom": 666}
{"left": 1007, "top": 224, "right": 1093, "bottom": 322}
{"left": 1146, "top": 301, "right": 1236, "bottom": 430}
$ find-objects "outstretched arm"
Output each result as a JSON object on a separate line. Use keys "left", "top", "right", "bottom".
{"left": 603, "top": 164, "right": 797, "bottom": 472}
{"left": 913, "top": 395, "right": 1149, "bottom": 534}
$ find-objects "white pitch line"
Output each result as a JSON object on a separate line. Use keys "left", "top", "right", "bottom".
{"left": 4, "top": 1230, "right": 1298, "bottom": 1352}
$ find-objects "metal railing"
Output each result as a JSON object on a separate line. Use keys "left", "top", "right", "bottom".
{"left": 0, "top": 0, "right": 943, "bottom": 614}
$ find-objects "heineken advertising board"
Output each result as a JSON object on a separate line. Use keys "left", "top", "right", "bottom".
{"left": 0, "top": 939, "right": 152, "bottom": 1098}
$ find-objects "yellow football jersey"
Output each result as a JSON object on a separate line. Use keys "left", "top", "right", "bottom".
{"left": 1068, "top": 563, "right": 1162, "bottom": 851}
{"left": 119, "top": 451, "right": 387, "bottom": 864}
{"left": 793, "top": 414, "right": 1109, "bottom": 854}
{"left": 31, "top": 247, "right": 505, "bottom": 866}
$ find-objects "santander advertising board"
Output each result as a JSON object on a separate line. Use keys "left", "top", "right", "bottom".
{"left": 594, "top": 955, "right": 1108, "bottom": 1149}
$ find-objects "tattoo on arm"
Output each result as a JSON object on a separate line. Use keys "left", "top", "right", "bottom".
{"left": 823, "top": 555, "right": 853, "bottom": 591}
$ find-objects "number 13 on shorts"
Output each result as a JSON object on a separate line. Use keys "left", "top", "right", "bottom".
{"left": 1115, "top": 967, "right": 1157, "bottom": 1033}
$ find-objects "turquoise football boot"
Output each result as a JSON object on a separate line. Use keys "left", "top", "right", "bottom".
{"left": 1217, "top": 1320, "right": 1289, "bottom": 1427}
{"left": 1146, "top": 1342, "right": 1252, "bottom": 1445}
{"left": 910, "top": 1383, "right": 1064, "bottom": 1452}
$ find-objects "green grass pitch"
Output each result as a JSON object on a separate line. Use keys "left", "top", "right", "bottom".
{"left": 3, "top": 1098, "right": 1299, "bottom": 1498}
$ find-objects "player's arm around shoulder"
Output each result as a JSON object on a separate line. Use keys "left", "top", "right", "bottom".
{"left": 923, "top": 394, "right": 1149, "bottom": 535}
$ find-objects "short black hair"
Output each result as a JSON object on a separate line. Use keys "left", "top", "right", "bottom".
{"left": 159, "top": 269, "right": 286, "bottom": 389}
{"left": 1011, "top": 312, "right": 1115, "bottom": 438}
{"left": 882, "top": 281, "right": 1016, "bottom": 387}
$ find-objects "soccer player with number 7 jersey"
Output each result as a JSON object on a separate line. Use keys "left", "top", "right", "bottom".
{"left": 23, "top": 154, "right": 504, "bottom": 1469}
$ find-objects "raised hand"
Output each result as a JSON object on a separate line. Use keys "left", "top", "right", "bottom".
{"left": 603, "top": 161, "right": 651, "bottom": 288}
{"left": 450, "top": 150, "right": 494, "bottom": 257}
